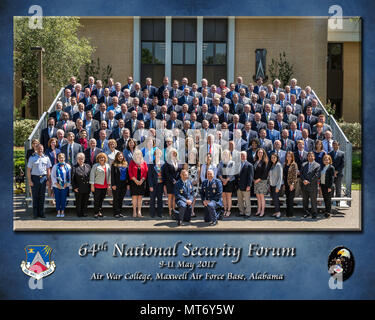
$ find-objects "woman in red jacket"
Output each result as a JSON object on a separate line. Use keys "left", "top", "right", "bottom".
{"left": 128, "top": 149, "right": 148, "bottom": 218}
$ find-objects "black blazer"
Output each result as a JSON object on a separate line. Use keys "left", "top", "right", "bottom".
{"left": 111, "top": 164, "right": 128, "bottom": 188}
{"left": 148, "top": 163, "right": 164, "bottom": 188}
{"left": 40, "top": 127, "right": 58, "bottom": 150}
{"left": 320, "top": 165, "right": 335, "bottom": 188}
{"left": 246, "top": 149, "right": 258, "bottom": 165}
{"left": 84, "top": 147, "right": 102, "bottom": 166}
{"left": 236, "top": 161, "right": 254, "bottom": 191}
{"left": 71, "top": 163, "right": 91, "bottom": 193}
{"left": 253, "top": 160, "right": 269, "bottom": 180}
{"left": 294, "top": 150, "right": 308, "bottom": 171}
{"left": 162, "top": 162, "right": 181, "bottom": 186}
{"left": 329, "top": 150, "right": 345, "bottom": 175}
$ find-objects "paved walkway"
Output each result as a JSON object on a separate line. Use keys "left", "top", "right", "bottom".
{"left": 13, "top": 191, "right": 361, "bottom": 231}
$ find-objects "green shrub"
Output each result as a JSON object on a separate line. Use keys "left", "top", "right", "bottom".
{"left": 14, "top": 148, "right": 26, "bottom": 177}
{"left": 352, "top": 150, "right": 361, "bottom": 181}
{"left": 13, "top": 119, "right": 38, "bottom": 147}
{"left": 338, "top": 121, "right": 361, "bottom": 149}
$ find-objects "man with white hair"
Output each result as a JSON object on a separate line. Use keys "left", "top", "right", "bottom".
{"left": 73, "top": 83, "right": 83, "bottom": 101}
{"left": 290, "top": 78, "right": 301, "bottom": 97}
{"left": 199, "top": 134, "right": 221, "bottom": 166}
{"left": 110, "top": 82, "right": 124, "bottom": 99}
{"left": 273, "top": 79, "right": 283, "bottom": 96}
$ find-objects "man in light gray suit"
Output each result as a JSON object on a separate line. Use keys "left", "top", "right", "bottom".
{"left": 258, "top": 128, "right": 273, "bottom": 153}
{"left": 269, "top": 94, "right": 281, "bottom": 114}
{"left": 301, "top": 152, "right": 321, "bottom": 219}
{"left": 61, "top": 132, "right": 83, "bottom": 166}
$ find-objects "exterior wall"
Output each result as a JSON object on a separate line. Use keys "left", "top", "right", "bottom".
{"left": 77, "top": 17, "right": 134, "bottom": 87}
{"left": 235, "top": 18, "right": 328, "bottom": 102}
{"left": 342, "top": 41, "right": 361, "bottom": 122}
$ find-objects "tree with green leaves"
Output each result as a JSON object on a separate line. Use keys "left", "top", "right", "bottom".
{"left": 14, "top": 16, "right": 95, "bottom": 103}
{"left": 268, "top": 52, "right": 294, "bottom": 87}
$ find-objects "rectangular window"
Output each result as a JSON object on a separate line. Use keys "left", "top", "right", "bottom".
{"left": 172, "top": 42, "right": 183, "bottom": 64}
{"left": 185, "top": 42, "right": 196, "bottom": 65}
{"left": 203, "top": 42, "right": 226, "bottom": 65}
{"left": 142, "top": 42, "right": 165, "bottom": 65}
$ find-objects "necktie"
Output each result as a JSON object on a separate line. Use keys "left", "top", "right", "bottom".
{"left": 69, "top": 145, "right": 73, "bottom": 164}
{"left": 91, "top": 149, "right": 94, "bottom": 163}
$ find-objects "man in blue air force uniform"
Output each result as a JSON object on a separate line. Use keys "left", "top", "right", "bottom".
{"left": 200, "top": 169, "right": 223, "bottom": 226}
{"left": 174, "top": 169, "right": 195, "bottom": 226}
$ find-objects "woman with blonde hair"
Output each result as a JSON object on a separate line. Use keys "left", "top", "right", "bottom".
{"left": 90, "top": 152, "right": 111, "bottom": 218}
{"left": 128, "top": 149, "right": 148, "bottom": 217}
{"left": 217, "top": 149, "right": 236, "bottom": 217}
{"left": 111, "top": 152, "right": 129, "bottom": 218}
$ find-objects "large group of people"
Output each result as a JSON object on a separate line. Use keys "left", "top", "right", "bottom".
{"left": 26, "top": 75, "right": 346, "bottom": 225}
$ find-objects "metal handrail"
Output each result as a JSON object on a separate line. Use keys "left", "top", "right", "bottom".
{"left": 312, "top": 89, "right": 352, "bottom": 200}
{"left": 23, "top": 87, "right": 65, "bottom": 197}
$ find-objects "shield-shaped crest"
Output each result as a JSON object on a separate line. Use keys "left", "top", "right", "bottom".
{"left": 20, "top": 245, "right": 56, "bottom": 280}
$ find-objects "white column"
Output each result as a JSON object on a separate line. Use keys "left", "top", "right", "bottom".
{"left": 196, "top": 16, "right": 203, "bottom": 83}
{"left": 165, "top": 16, "right": 172, "bottom": 80}
{"left": 227, "top": 16, "right": 235, "bottom": 84}
{"left": 133, "top": 17, "right": 141, "bottom": 83}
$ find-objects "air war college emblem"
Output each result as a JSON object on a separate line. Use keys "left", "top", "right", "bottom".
{"left": 20, "top": 245, "right": 56, "bottom": 280}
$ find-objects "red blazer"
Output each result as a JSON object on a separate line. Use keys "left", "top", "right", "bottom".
{"left": 128, "top": 160, "right": 148, "bottom": 180}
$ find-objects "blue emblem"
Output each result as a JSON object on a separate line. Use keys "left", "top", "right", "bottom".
{"left": 20, "top": 245, "right": 56, "bottom": 280}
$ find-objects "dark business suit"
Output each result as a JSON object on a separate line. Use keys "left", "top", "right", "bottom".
{"left": 236, "top": 161, "right": 254, "bottom": 216}
{"left": 175, "top": 178, "right": 195, "bottom": 223}
{"left": 111, "top": 165, "right": 128, "bottom": 216}
{"left": 40, "top": 127, "right": 58, "bottom": 150}
{"left": 320, "top": 164, "right": 335, "bottom": 214}
{"left": 148, "top": 163, "right": 164, "bottom": 217}
{"left": 71, "top": 163, "right": 91, "bottom": 217}
{"left": 162, "top": 162, "right": 182, "bottom": 194}
{"left": 219, "top": 112, "right": 233, "bottom": 124}
{"left": 329, "top": 149, "right": 345, "bottom": 197}
{"left": 300, "top": 161, "right": 321, "bottom": 217}
{"left": 83, "top": 119, "right": 100, "bottom": 139}
{"left": 84, "top": 147, "right": 102, "bottom": 166}
{"left": 61, "top": 142, "right": 83, "bottom": 166}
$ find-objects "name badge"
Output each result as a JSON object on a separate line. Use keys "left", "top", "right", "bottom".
{"left": 180, "top": 189, "right": 184, "bottom": 194}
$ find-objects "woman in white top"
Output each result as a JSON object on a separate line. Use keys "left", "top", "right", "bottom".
{"left": 106, "top": 139, "right": 120, "bottom": 166}
{"left": 51, "top": 153, "right": 71, "bottom": 218}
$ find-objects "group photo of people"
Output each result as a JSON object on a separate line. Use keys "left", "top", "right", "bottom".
{"left": 25, "top": 74, "right": 346, "bottom": 226}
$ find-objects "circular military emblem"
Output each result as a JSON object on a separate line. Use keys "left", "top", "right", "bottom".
{"left": 328, "top": 246, "right": 355, "bottom": 281}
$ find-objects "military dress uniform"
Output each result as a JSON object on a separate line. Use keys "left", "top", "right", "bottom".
{"left": 200, "top": 178, "right": 223, "bottom": 225}
{"left": 27, "top": 153, "right": 52, "bottom": 218}
{"left": 174, "top": 178, "right": 195, "bottom": 225}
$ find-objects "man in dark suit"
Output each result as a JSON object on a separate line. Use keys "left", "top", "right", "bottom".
{"left": 261, "top": 104, "right": 277, "bottom": 124}
{"left": 98, "top": 87, "right": 113, "bottom": 106}
{"left": 116, "top": 128, "right": 131, "bottom": 152}
{"left": 249, "top": 94, "right": 262, "bottom": 114}
{"left": 50, "top": 101, "right": 64, "bottom": 123}
{"left": 301, "top": 129, "right": 314, "bottom": 152}
{"left": 125, "top": 111, "right": 139, "bottom": 137}
{"left": 61, "top": 132, "right": 83, "bottom": 166}
{"left": 121, "top": 76, "right": 134, "bottom": 92}
{"left": 197, "top": 104, "right": 212, "bottom": 123}
{"left": 329, "top": 140, "right": 345, "bottom": 199}
{"left": 236, "top": 151, "right": 254, "bottom": 217}
{"left": 294, "top": 140, "right": 308, "bottom": 197}
{"left": 93, "top": 120, "right": 112, "bottom": 141}
{"left": 40, "top": 117, "right": 58, "bottom": 150}
{"left": 230, "top": 94, "right": 244, "bottom": 114}
{"left": 167, "top": 97, "right": 182, "bottom": 114}
{"left": 156, "top": 76, "right": 172, "bottom": 99}
{"left": 219, "top": 104, "right": 233, "bottom": 124}
{"left": 258, "top": 129, "right": 273, "bottom": 153}
{"left": 72, "top": 103, "right": 87, "bottom": 123}
{"left": 199, "top": 88, "right": 212, "bottom": 107}
{"left": 283, "top": 105, "right": 298, "bottom": 124}
{"left": 57, "top": 112, "right": 76, "bottom": 133}
{"left": 189, "top": 112, "right": 202, "bottom": 130}
{"left": 281, "top": 129, "right": 296, "bottom": 152}
{"left": 174, "top": 169, "right": 195, "bottom": 226}
{"left": 177, "top": 104, "right": 190, "bottom": 122}
{"left": 91, "top": 80, "right": 104, "bottom": 100}
{"left": 266, "top": 121, "right": 281, "bottom": 144}
{"left": 242, "top": 122, "right": 258, "bottom": 147}
{"left": 83, "top": 110, "right": 100, "bottom": 139}
{"left": 304, "top": 106, "right": 318, "bottom": 127}
{"left": 145, "top": 110, "right": 160, "bottom": 129}
{"left": 166, "top": 111, "right": 183, "bottom": 129}
{"left": 93, "top": 103, "right": 108, "bottom": 122}
{"left": 109, "top": 119, "right": 125, "bottom": 140}
{"left": 239, "top": 104, "right": 254, "bottom": 124}
{"left": 296, "top": 113, "right": 311, "bottom": 134}
{"left": 84, "top": 138, "right": 102, "bottom": 166}
{"left": 178, "top": 88, "right": 194, "bottom": 107}
{"left": 274, "top": 112, "right": 288, "bottom": 132}
{"left": 228, "top": 114, "right": 244, "bottom": 132}
{"left": 141, "top": 77, "right": 157, "bottom": 98}
{"left": 130, "top": 82, "right": 142, "bottom": 99}
{"left": 251, "top": 113, "right": 267, "bottom": 133}
{"left": 301, "top": 152, "right": 321, "bottom": 219}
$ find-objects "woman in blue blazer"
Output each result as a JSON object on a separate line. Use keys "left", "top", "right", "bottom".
{"left": 123, "top": 138, "right": 136, "bottom": 164}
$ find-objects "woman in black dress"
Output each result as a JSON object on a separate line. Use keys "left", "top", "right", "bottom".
{"left": 162, "top": 148, "right": 181, "bottom": 217}
{"left": 111, "top": 152, "right": 129, "bottom": 218}
{"left": 128, "top": 149, "right": 148, "bottom": 218}
{"left": 253, "top": 148, "right": 269, "bottom": 217}
{"left": 71, "top": 152, "right": 91, "bottom": 217}
{"left": 320, "top": 154, "right": 335, "bottom": 218}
